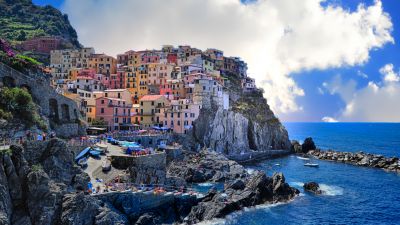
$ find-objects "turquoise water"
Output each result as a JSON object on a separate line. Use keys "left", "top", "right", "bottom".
{"left": 206, "top": 123, "right": 400, "bottom": 225}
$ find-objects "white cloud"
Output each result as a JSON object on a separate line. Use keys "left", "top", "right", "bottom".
{"left": 379, "top": 63, "right": 400, "bottom": 82}
{"left": 357, "top": 70, "right": 369, "bottom": 79}
{"left": 322, "top": 116, "right": 339, "bottom": 122}
{"left": 62, "top": 0, "right": 393, "bottom": 115}
{"left": 324, "top": 65, "right": 400, "bottom": 122}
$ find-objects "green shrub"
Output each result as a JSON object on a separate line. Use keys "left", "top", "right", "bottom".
{"left": 0, "top": 87, "right": 47, "bottom": 129}
{"left": 16, "top": 54, "right": 42, "bottom": 66}
{"left": 31, "top": 164, "right": 43, "bottom": 172}
{"left": 0, "top": 109, "right": 13, "bottom": 120}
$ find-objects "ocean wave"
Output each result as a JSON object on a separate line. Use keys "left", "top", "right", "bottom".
{"left": 319, "top": 184, "right": 344, "bottom": 196}
{"left": 245, "top": 168, "right": 255, "bottom": 175}
{"left": 195, "top": 218, "right": 227, "bottom": 225}
{"left": 289, "top": 181, "right": 305, "bottom": 187}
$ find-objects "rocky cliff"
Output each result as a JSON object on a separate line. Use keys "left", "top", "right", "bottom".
{"left": 0, "top": 139, "right": 89, "bottom": 225}
{"left": 192, "top": 77, "right": 291, "bottom": 155}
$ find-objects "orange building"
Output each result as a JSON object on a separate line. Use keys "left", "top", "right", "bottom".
{"left": 89, "top": 54, "right": 117, "bottom": 75}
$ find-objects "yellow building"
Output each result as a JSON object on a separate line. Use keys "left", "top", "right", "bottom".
{"left": 139, "top": 95, "right": 169, "bottom": 128}
{"left": 125, "top": 65, "right": 149, "bottom": 103}
{"left": 89, "top": 54, "right": 117, "bottom": 75}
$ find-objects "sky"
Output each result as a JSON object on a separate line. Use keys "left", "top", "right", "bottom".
{"left": 33, "top": 0, "right": 400, "bottom": 122}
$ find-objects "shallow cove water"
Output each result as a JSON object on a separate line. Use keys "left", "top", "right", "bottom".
{"left": 198, "top": 123, "right": 400, "bottom": 225}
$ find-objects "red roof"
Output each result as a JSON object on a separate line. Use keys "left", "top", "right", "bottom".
{"left": 140, "top": 95, "right": 164, "bottom": 101}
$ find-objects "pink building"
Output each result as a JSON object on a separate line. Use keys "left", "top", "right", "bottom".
{"left": 109, "top": 71, "right": 126, "bottom": 89}
{"left": 183, "top": 72, "right": 212, "bottom": 85}
{"left": 159, "top": 79, "right": 185, "bottom": 100}
{"left": 94, "top": 74, "right": 111, "bottom": 89}
{"left": 95, "top": 97, "right": 132, "bottom": 131}
{"left": 77, "top": 69, "right": 96, "bottom": 79}
{"left": 140, "top": 51, "right": 160, "bottom": 64}
{"left": 161, "top": 99, "right": 200, "bottom": 134}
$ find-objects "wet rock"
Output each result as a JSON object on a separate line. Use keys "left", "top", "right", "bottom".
{"left": 185, "top": 171, "right": 299, "bottom": 224}
{"left": 308, "top": 150, "right": 400, "bottom": 173}
{"left": 303, "top": 182, "right": 322, "bottom": 195}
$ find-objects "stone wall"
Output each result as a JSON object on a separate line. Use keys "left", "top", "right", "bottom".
{"left": 0, "top": 62, "right": 86, "bottom": 137}
{"left": 111, "top": 153, "right": 167, "bottom": 184}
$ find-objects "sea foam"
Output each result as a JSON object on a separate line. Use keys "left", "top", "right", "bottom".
{"left": 319, "top": 184, "right": 344, "bottom": 196}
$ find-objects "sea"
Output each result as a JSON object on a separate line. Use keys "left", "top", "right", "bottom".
{"left": 196, "top": 123, "right": 400, "bottom": 225}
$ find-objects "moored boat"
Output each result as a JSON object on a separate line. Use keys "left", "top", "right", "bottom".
{"left": 304, "top": 163, "right": 319, "bottom": 167}
{"left": 102, "top": 159, "right": 111, "bottom": 171}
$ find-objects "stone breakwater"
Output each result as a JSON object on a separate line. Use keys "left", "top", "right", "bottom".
{"left": 308, "top": 149, "right": 400, "bottom": 173}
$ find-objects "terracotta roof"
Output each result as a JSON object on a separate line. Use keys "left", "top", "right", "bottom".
{"left": 140, "top": 95, "right": 164, "bottom": 101}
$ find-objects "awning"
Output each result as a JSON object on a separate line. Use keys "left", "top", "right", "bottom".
{"left": 87, "top": 127, "right": 106, "bottom": 131}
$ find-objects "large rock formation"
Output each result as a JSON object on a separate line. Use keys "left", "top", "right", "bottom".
{"left": 167, "top": 150, "right": 247, "bottom": 183}
{"left": 192, "top": 83, "right": 291, "bottom": 156}
{"left": 185, "top": 171, "right": 299, "bottom": 224}
{"left": 0, "top": 139, "right": 89, "bottom": 225}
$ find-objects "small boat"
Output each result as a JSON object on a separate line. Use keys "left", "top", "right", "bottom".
{"left": 102, "top": 159, "right": 111, "bottom": 171}
{"left": 90, "top": 150, "right": 101, "bottom": 158}
{"left": 95, "top": 143, "right": 108, "bottom": 153}
{"left": 297, "top": 156, "right": 310, "bottom": 160}
{"left": 304, "top": 163, "right": 319, "bottom": 167}
{"left": 274, "top": 163, "right": 281, "bottom": 166}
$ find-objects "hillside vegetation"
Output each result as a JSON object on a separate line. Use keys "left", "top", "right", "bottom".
{"left": 0, "top": 0, "right": 80, "bottom": 48}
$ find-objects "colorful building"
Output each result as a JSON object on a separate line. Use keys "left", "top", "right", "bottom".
{"left": 95, "top": 97, "right": 132, "bottom": 131}
{"left": 89, "top": 54, "right": 117, "bottom": 75}
{"left": 162, "top": 99, "right": 200, "bottom": 134}
{"left": 139, "top": 95, "right": 169, "bottom": 128}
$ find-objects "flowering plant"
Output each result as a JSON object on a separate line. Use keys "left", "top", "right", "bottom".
{"left": 0, "top": 39, "right": 15, "bottom": 57}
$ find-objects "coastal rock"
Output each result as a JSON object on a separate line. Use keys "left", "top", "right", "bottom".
{"left": 61, "top": 193, "right": 101, "bottom": 225}
{"left": 291, "top": 140, "right": 302, "bottom": 153}
{"left": 167, "top": 150, "right": 247, "bottom": 183}
{"left": 0, "top": 139, "right": 90, "bottom": 225}
{"left": 303, "top": 182, "right": 322, "bottom": 195}
{"left": 308, "top": 150, "right": 400, "bottom": 173}
{"left": 302, "top": 137, "right": 316, "bottom": 153}
{"left": 185, "top": 171, "right": 299, "bottom": 224}
{"left": 192, "top": 101, "right": 291, "bottom": 156}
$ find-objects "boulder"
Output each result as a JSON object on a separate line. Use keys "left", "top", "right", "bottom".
{"left": 303, "top": 182, "right": 322, "bottom": 195}
{"left": 185, "top": 171, "right": 299, "bottom": 224}
{"left": 291, "top": 140, "right": 302, "bottom": 153}
{"left": 302, "top": 137, "right": 316, "bottom": 153}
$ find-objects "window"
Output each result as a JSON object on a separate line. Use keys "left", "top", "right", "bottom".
{"left": 178, "top": 112, "right": 181, "bottom": 118}
{"left": 171, "top": 113, "right": 174, "bottom": 118}
{"left": 151, "top": 101, "right": 154, "bottom": 106}
{"left": 114, "top": 118, "right": 118, "bottom": 123}
{"left": 177, "top": 121, "right": 180, "bottom": 126}
{"left": 101, "top": 108, "right": 104, "bottom": 113}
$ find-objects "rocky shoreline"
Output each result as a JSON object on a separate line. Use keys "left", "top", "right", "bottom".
{"left": 308, "top": 149, "right": 400, "bottom": 173}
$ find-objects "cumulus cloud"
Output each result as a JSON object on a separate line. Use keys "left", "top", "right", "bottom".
{"left": 322, "top": 116, "right": 339, "bottom": 122}
{"left": 379, "top": 63, "right": 400, "bottom": 82}
{"left": 324, "top": 64, "right": 400, "bottom": 122}
{"left": 62, "top": 0, "right": 393, "bottom": 115}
